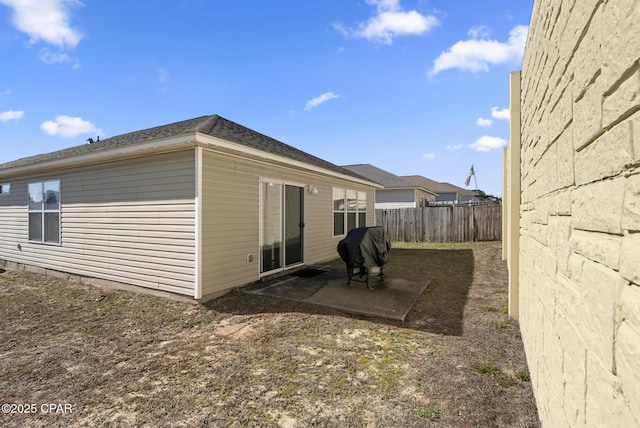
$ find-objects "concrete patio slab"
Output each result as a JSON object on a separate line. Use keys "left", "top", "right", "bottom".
{"left": 242, "top": 267, "right": 431, "bottom": 321}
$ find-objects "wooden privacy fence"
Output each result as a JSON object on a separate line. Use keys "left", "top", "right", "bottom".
{"left": 375, "top": 204, "right": 502, "bottom": 242}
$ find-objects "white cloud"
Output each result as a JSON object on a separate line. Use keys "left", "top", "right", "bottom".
{"left": 334, "top": 0, "right": 438, "bottom": 45}
{"left": 0, "top": 0, "right": 83, "bottom": 49}
{"left": 422, "top": 152, "right": 436, "bottom": 160}
{"left": 369, "top": 0, "right": 400, "bottom": 11}
{"left": 40, "top": 115, "right": 101, "bottom": 138}
{"left": 469, "top": 135, "right": 507, "bottom": 152}
{"left": 39, "top": 48, "right": 80, "bottom": 68}
{"left": 305, "top": 92, "right": 342, "bottom": 111}
{"left": 491, "top": 106, "right": 510, "bottom": 120}
{"left": 476, "top": 117, "right": 493, "bottom": 127}
{"left": 446, "top": 144, "right": 463, "bottom": 151}
{"left": 0, "top": 110, "right": 24, "bottom": 122}
{"left": 429, "top": 25, "right": 528, "bottom": 76}
{"left": 0, "top": 89, "right": 11, "bottom": 97}
{"left": 468, "top": 25, "right": 491, "bottom": 39}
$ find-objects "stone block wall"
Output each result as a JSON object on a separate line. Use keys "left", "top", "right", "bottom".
{"left": 515, "top": 0, "right": 640, "bottom": 425}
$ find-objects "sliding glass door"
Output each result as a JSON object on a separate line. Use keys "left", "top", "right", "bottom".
{"left": 260, "top": 181, "right": 305, "bottom": 275}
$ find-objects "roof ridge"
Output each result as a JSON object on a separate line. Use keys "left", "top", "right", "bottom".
{"left": 194, "top": 114, "right": 221, "bottom": 134}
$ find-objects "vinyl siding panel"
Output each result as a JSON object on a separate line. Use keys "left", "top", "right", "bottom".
{"left": 375, "top": 188, "right": 416, "bottom": 208}
{"left": 200, "top": 149, "right": 375, "bottom": 296}
{"left": 0, "top": 190, "right": 27, "bottom": 255}
{"left": 200, "top": 150, "right": 259, "bottom": 296}
{"left": 0, "top": 151, "right": 197, "bottom": 295}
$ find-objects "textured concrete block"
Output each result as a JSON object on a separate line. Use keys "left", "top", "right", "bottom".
{"left": 555, "top": 126, "right": 575, "bottom": 189}
{"left": 548, "top": 189, "right": 572, "bottom": 216}
{"left": 548, "top": 82, "right": 573, "bottom": 145}
{"left": 572, "top": 3, "right": 602, "bottom": 104}
{"left": 554, "top": 313, "right": 587, "bottom": 426}
{"left": 547, "top": 216, "right": 572, "bottom": 273}
{"left": 619, "top": 284, "right": 640, "bottom": 336}
{"left": 603, "top": 69, "right": 640, "bottom": 130}
{"left": 520, "top": 209, "right": 533, "bottom": 232}
{"left": 542, "top": 323, "right": 565, "bottom": 414}
{"left": 615, "top": 321, "right": 640, "bottom": 419}
{"left": 622, "top": 173, "right": 640, "bottom": 233}
{"left": 555, "top": 272, "right": 581, "bottom": 330}
{"left": 530, "top": 195, "right": 550, "bottom": 224}
{"left": 542, "top": 146, "right": 559, "bottom": 194}
{"left": 568, "top": 252, "right": 586, "bottom": 283}
{"left": 534, "top": 242, "right": 559, "bottom": 281}
{"left": 563, "top": 0, "right": 598, "bottom": 63}
{"left": 574, "top": 122, "right": 633, "bottom": 186}
{"left": 633, "top": 112, "right": 640, "bottom": 162}
{"left": 620, "top": 233, "right": 640, "bottom": 285}
{"left": 601, "top": 0, "right": 640, "bottom": 82}
{"left": 585, "top": 352, "right": 640, "bottom": 428}
{"left": 571, "top": 177, "right": 625, "bottom": 234}
{"left": 573, "top": 79, "right": 604, "bottom": 149}
{"left": 578, "top": 260, "right": 626, "bottom": 370}
{"left": 570, "top": 229, "right": 622, "bottom": 270}
{"left": 531, "top": 222, "right": 548, "bottom": 246}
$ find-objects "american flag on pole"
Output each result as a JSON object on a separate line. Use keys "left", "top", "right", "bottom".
{"left": 465, "top": 165, "right": 475, "bottom": 187}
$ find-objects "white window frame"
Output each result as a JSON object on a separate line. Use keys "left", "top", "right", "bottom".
{"left": 333, "top": 187, "right": 367, "bottom": 237}
{"left": 0, "top": 183, "right": 10, "bottom": 195}
{"left": 333, "top": 187, "right": 345, "bottom": 237}
{"left": 28, "top": 179, "right": 61, "bottom": 245}
{"left": 259, "top": 177, "right": 307, "bottom": 276}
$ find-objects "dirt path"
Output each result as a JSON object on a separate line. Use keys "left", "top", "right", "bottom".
{"left": 0, "top": 242, "right": 539, "bottom": 427}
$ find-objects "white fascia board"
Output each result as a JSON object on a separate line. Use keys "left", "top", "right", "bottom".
{"left": 194, "top": 132, "right": 382, "bottom": 189}
{"left": 0, "top": 135, "right": 198, "bottom": 177}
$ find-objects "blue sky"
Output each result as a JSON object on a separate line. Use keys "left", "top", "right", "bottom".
{"left": 0, "top": 0, "right": 533, "bottom": 196}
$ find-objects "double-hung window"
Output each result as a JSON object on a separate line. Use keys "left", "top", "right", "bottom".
{"left": 28, "top": 180, "right": 61, "bottom": 244}
{"left": 333, "top": 187, "right": 367, "bottom": 236}
{"left": 333, "top": 188, "right": 346, "bottom": 236}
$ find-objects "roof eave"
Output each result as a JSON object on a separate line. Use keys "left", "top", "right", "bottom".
{"left": 0, "top": 135, "right": 198, "bottom": 178}
{"left": 0, "top": 130, "right": 383, "bottom": 190}
{"left": 195, "top": 133, "right": 383, "bottom": 188}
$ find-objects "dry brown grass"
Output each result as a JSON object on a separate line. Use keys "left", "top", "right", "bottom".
{"left": 0, "top": 241, "right": 539, "bottom": 427}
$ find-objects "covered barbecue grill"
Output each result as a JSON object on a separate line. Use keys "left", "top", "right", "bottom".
{"left": 337, "top": 226, "right": 391, "bottom": 288}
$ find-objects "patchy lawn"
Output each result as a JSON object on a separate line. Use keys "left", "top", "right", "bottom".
{"left": 0, "top": 241, "right": 539, "bottom": 427}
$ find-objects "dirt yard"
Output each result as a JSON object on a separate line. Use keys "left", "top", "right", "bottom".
{"left": 0, "top": 241, "right": 539, "bottom": 427}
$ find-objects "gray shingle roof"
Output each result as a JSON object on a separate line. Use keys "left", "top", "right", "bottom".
{"left": 402, "top": 175, "right": 475, "bottom": 196}
{"left": 0, "top": 115, "right": 369, "bottom": 182}
{"left": 342, "top": 164, "right": 417, "bottom": 188}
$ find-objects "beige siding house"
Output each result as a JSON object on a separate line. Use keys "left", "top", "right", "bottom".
{"left": 342, "top": 164, "right": 437, "bottom": 209}
{"left": 402, "top": 175, "right": 476, "bottom": 205}
{"left": 0, "top": 115, "right": 379, "bottom": 301}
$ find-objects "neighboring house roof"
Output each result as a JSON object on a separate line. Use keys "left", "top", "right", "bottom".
{"left": 342, "top": 164, "right": 437, "bottom": 196}
{"left": 440, "top": 182, "right": 476, "bottom": 197}
{"left": 0, "top": 115, "right": 377, "bottom": 186}
{"left": 402, "top": 175, "right": 475, "bottom": 196}
{"left": 342, "top": 164, "right": 414, "bottom": 188}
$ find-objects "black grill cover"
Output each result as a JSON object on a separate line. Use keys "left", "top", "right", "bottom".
{"left": 337, "top": 226, "right": 391, "bottom": 269}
